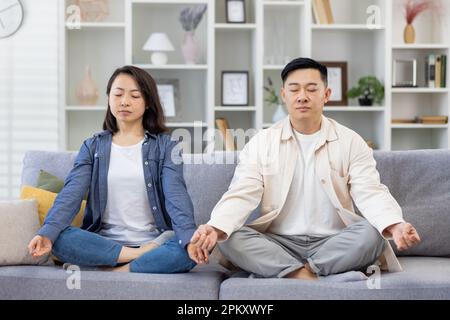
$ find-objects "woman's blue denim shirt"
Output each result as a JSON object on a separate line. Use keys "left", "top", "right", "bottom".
{"left": 37, "top": 130, "right": 197, "bottom": 248}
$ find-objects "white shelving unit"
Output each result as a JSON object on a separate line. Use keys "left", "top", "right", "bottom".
{"left": 60, "top": 0, "right": 450, "bottom": 152}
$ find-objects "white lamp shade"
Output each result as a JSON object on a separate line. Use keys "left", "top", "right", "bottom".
{"left": 143, "top": 33, "right": 174, "bottom": 52}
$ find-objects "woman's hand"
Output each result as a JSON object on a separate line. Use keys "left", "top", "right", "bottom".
{"left": 28, "top": 235, "right": 52, "bottom": 258}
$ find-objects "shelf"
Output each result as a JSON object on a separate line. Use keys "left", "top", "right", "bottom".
{"left": 133, "top": 64, "right": 208, "bottom": 70}
{"left": 392, "top": 44, "right": 450, "bottom": 50}
{"left": 391, "top": 124, "right": 448, "bottom": 129}
{"left": 66, "top": 106, "right": 107, "bottom": 111}
{"left": 264, "top": 1, "right": 305, "bottom": 6}
{"left": 215, "top": 23, "right": 257, "bottom": 30}
{"left": 324, "top": 106, "right": 385, "bottom": 111}
{"left": 131, "top": 0, "right": 208, "bottom": 4}
{"left": 312, "top": 24, "right": 384, "bottom": 31}
{"left": 215, "top": 106, "right": 256, "bottom": 111}
{"left": 166, "top": 122, "right": 207, "bottom": 128}
{"left": 391, "top": 88, "right": 449, "bottom": 93}
{"left": 66, "top": 22, "right": 125, "bottom": 29}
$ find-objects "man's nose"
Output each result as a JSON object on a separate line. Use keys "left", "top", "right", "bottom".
{"left": 297, "top": 89, "right": 308, "bottom": 102}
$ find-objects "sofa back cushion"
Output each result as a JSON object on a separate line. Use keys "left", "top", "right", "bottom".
{"left": 373, "top": 150, "right": 450, "bottom": 257}
{"left": 22, "top": 149, "right": 450, "bottom": 257}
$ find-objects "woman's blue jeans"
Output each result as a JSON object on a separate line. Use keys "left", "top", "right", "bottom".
{"left": 52, "top": 227, "right": 196, "bottom": 273}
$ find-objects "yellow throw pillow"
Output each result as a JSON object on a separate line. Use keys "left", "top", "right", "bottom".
{"left": 20, "top": 185, "right": 85, "bottom": 227}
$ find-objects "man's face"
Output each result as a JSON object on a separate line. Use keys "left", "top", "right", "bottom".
{"left": 281, "top": 68, "right": 331, "bottom": 124}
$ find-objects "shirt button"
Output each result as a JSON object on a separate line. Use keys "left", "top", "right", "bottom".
{"left": 144, "top": 143, "right": 148, "bottom": 146}
{"left": 178, "top": 240, "right": 182, "bottom": 244}
{"left": 321, "top": 179, "right": 326, "bottom": 184}
{"left": 152, "top": 206, "right": 157, "bottom": 211}
{"left": 161, "top": 228, "right": 165, "bottom": 232}
{"left": 147, "top": 183, "right": 152, "bottom": 188}
{"left": 144, "top": 161, "right": 148, "bottom": 165}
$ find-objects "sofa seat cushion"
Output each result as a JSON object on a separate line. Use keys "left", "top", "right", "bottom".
{"left": 219, "top": 257, "right": 450, "bottom": 300}
{"left": 0, "top": 266, "right": 226, "bottom": 300}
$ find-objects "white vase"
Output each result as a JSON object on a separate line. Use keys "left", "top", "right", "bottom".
{"left": 272, "top": 104, "right": 288, "bottom": 123}
{"left": 181, "top": 31, "right": 198, "bottom": 64}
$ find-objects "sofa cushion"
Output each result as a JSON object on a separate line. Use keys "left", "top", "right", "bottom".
{"left": 36, "top": 169, "right": 65, "bottom": 194}
{"left": 374, "top": 150, "right": 450, "bottom": 257}
{"left": 20, "top": 185, "right": 85, "bottom": 227}
{"left": 219, "top": 257, "right": 450, "bottom": 300}
{"left": 0, "top": 266, "right": 225, "bottom": 300}
{"left": 0, "top": 199, "right": 53, "bottom": 266}
{"left": 21, "top": 151, "right": 77, "bottom": 188}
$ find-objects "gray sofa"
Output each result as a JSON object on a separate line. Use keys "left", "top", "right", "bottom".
{"left": 1, "top": 149, "right": 450, "bottom": 300}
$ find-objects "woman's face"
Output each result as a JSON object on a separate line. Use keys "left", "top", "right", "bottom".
{"left": 108, "top": 73, "right": 147, "bottom": 126}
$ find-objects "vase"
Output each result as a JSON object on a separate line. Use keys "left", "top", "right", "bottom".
{"left": 358, "top": 98, "right": 373, "bottom": 106}
{"left": 76, "top": 65, "right": 99, "bottom": 106}
{"left": 272, "top": 104, "right": 288, "bottom": 123}
{"left": 181, "top": 31, "right": 198, "bottom": 64}
{"left": 404, "top": 23, "right": 415, "bottom": 44}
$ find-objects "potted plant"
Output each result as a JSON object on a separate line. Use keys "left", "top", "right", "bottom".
{"left": 264, "top": 77, "right": 287, "bottom": 122}
{"left": 347, "top": 76, "right": 384, "bottom": 106}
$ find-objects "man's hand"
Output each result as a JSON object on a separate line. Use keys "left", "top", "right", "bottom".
{"left": 28, "top": 235, "right": 52, "bottom": 258}
{"left": 385, "top": 222, "right": 421, "bottom": 251}
{"left": 188, "top": 225, "right": 225, "bottom": 264}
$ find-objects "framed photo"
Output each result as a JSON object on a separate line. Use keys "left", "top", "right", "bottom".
{"left": 221, "top": 71, "right": 249, "bottom": 106}
{"left": 320, "top": 61, "right": 348, "bottom": 106}
{"left": 226, "top": 0, "right": 246, "bottom": 23}
{"left": 156, "top": 79, "right": 181, "bottom": 120}
{"left": 393, "top": 59, "right": 417, "bottom": 87}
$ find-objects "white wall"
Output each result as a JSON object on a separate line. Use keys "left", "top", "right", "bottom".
{"left": 0, "top": 0, "right": 59, "bottom": 199}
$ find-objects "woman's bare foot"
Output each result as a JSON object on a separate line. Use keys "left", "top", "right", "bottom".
{"left": 112, "top": 263, "right": 130, "bottom": 272}
{"left": 117, "top": 242, "right": 159, "bottom": 264}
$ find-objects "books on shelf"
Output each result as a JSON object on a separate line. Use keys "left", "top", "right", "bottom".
{"left": 392, "top": 116, "right": 448, "bottom": 125}
{"left": 425, "top": 54, "right": 447, "bottom": 88}
{"left": 312, "top": 0, "right": 334, "bottom": 24}
{"left": 418, "top": 116, "right": 448, "bottom": 124}
{"left": 215, "top": 118, "right": 236, "bottom": 151}
{"left": 391, "top": 118, "right": 417, "bottom": 124}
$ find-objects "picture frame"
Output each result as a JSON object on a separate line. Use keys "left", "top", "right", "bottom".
{"left": 320, "top": 61, "right": 348, "bottom": 106}
{"left": 156, "top": 79, "right": 182, "bottom": 120}
{"left": 392, "top": 59, "right": 417, "bottom": 87}
{"left": 221, "top": 71, "right": 249, "bottom": 106}
{"left": 226, "top": 0, "right": 246, "bottom": 23}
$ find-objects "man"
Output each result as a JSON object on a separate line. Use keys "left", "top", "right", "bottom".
{"left": 189, "top": 58, "right": 420, "bottom": 280}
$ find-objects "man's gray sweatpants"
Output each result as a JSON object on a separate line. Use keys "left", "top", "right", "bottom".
{"left": 218, "top": 220, "right": 386, "bottom": 278}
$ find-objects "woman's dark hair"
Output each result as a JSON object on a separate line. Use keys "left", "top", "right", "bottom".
{"left": 281, "top": 57, "right": 328, "bottom": 87}
{"left": 103, "top": 65, "right": 167, "bottom": 134}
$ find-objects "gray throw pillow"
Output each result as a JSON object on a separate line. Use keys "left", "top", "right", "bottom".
{"left": 0, "top": 199, "right": 53, "bottom": 266}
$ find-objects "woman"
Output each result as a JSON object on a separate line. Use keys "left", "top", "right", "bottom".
{"left": 28, "top": 66, "right": 198, "bottom": 273}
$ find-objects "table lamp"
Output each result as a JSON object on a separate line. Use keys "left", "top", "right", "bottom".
{"left": 142, "top": 32, "right": 174, "bottom": 65}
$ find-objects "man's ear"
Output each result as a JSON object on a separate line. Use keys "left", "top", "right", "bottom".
{"left": 323, "top": 87, "right": 332, "bottom": 104}
{"left": 280, "top": 86, "right": 286, "bottom": 104}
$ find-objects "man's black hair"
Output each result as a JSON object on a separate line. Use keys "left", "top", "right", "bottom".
{"left": 281, "top": 57, "right": 328, "bottom": 86}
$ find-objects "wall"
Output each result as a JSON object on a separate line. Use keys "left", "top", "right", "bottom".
{"left": 0, "top": 0, "right": 59, "bottom": 199}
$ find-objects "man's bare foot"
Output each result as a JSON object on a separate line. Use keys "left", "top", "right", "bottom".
{"left": 285, "top": 264, "right": 318, "bottom": 280}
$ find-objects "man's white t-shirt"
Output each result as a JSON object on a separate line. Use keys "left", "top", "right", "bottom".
{"left": 269, "top": 128, "right": 346, "bottom": 237}
{"left": 99, "top": 139, "right": 159, "bottom": 246}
